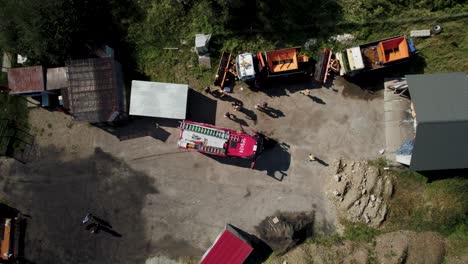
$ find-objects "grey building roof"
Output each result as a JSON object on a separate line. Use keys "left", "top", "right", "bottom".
{"left": 406, "top": 72, "right": 468, "bottom": 171}
{"left": 129, "top": 81, "right": 188, "bottom": 119}
{"left": 46, "top": 67, "right": 68, "bottom": 90}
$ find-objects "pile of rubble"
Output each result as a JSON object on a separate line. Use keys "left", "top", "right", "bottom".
{"left": 328, "top": 160, "right": 394, "bottom": 227}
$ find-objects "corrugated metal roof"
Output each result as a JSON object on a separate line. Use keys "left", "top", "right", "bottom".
{"left": 129, "top": 81, "right": 188, "bottom": 119}
{"left": 200, "top": 227, "right": 253, "bottom": 264}
{"left": 406, "top": 73, "right": 468, "bottom": 171}
{"left": 65, "top": 58, "right": 126, "bottom": 123}
{"left": 406, "top": 73, "right": 468, "bottom": 123}
{"left": 411, "top": 122, "right": 468, "bottom": 171}
{"left": 7, "top": 66, "right": 45, "bottom": 94}
{"left": 46, "top": 67, "right": 68, "bottom": 90}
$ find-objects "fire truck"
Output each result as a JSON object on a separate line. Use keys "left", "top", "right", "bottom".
{"left": 178, "top": 121, "right": 263, "bottom": 163}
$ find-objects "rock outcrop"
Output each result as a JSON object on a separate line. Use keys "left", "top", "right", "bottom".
{"left": 328, "top": 160, "right": 394, "bottom": 227}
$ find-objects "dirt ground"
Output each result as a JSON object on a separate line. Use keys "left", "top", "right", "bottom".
{"left": 270, "top": 231, "right": 446, "bottom": 264}
{"left": 0, "top": 77, "right": 385, "bottom": 263}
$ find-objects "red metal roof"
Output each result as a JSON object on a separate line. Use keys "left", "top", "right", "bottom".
{"left": 7, "top": 66, "right": 45, "bottom": 94}
{"left": 200, "top": 229, "right": 253, "bottom": 264}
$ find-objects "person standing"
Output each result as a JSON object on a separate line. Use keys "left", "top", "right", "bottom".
{"left": 308, "top": 154, "right": 317, "bottom": 162}
{"left": 82, "top": 213, "right": 92, "bottom": 224}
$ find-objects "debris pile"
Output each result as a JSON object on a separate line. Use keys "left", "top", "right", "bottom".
{"left": 255, "top": 212, "right": 315, "bottom": 254}
{"left": 328, "top": 160, "right": 394, "bottom": 227}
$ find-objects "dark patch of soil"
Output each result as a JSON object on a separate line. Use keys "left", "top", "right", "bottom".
{"left": 255, "top": 211, "right": 315, "bottom": 254}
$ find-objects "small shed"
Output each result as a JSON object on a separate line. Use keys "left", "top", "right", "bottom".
{"left": 129, "top": 81, "right": 188, "bottom": 119}
{"left": 7, "top": 66, "right": 45, "bottom": 94}
{"left": 46, "top": 67, "right": 68, "bottom": 91}
{"left": 195, "top": 34, "right": 211, "bottom": 55}
{"left": 64, "top": 58, "right": 126, "bottom": 123}
{"left": 398, "top": 72, "right": 468, "bottom": 171}
{"left": 2, "top": 52, "right": 13, "bottom": 73}
{"left": 200, "top": 224, "right": 253, "bottom": 264}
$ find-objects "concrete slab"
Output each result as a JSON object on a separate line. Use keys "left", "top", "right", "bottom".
{"left": 0, "top": 76, "right": 385, "bottom": 263}
{"left": 383, "top": 78, "right": 415, "bottom": 157}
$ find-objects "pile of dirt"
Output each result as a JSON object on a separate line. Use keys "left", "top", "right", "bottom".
{"left": 327, "top": 160, "right": 394, "bottom": 227}
{"left": 279, "top": 240, "right": 370, "bottom": 264}
{"left": 275, "top": 231, "right": 445, "bottom": 264}
{"left": 255, "top": 211, "right": 315, "bottom": 254}
{"left": 375, "top": 231, "right": 446, "bottom": 264}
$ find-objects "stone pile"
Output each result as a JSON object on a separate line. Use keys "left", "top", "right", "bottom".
{"left": 328, "top": 160, "right": 394, "bottom": 227}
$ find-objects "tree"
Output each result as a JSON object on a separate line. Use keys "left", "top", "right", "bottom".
{"left": 0, "top": 0, "right": 134, "bottom": 65}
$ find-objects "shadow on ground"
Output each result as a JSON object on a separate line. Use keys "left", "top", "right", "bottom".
{"left": 419, "top": 168, "right": 468, "bottom": 183}
{"left": 252, "top": 76, "right": 321, "bottom": 97}
{"left": 187, "top": 89, "right": 217, "bottom": 125}
{"left": 227, "top": 225, "right": 272, "bottom": 264}
{"left": 3, "top": 147, "right": 159, "bottom": 264}
{"left": 203, "top": 135, "right": 290, "bottom": 181}
{"left": 340, "top": 54, "right": 427, "bottom": 96}
{"left": 93, "top": 117, "right": 173, "bottom": 142}
{"left": 255, "top": 211, "right": 315, "bottom": 255}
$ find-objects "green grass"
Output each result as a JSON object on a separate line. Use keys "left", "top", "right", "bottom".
{"left": 0, "top": 72, "right": 7, "bottom": 86}
{"left": 343, "top": 221, "right": 381, "bottom": 242}
{"left": 384, "top": 170, "right": 468, "bottom": 238}
{"left": 125, "top": 1, "right": 468, "bottom": 90}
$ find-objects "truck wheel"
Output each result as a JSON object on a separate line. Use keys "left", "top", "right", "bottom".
{"left": 431, "top": 24, "right": 443, "bottom": 35}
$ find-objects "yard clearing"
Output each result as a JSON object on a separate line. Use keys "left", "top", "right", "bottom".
{"left": 0, "top": 78, "right": 384, "bottom": 263}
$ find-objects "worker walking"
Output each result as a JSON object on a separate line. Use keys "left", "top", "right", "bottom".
{"left": 82, "top": 213, "right": 92, "bottom": 224}
{"left": 255, "top": 101, "right": 268, "bottom": 110}
{"left": 232, "top": 101, "right": 243, "bottom": 111}
{"left": 308, "top": 153, "right": 317, "bottom": 162}
{"left": 300, "top": 89, "right": 311, "bottom": 96}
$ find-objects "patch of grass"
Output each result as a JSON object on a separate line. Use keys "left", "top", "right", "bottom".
{"left": 0, "top": 72, "right": 7, "bottom": 86}
{"left": 368, "top": 157, "right": 388, "bottom": 170}
{"left": 343, "top": 221, "right": 381, "bottom": 242}
{"left": 0, "top": 93, "right": 28, "bottom": 123}
{"left": 384, "top": 170, "right": 468, "bottom": 238}
{"left": 308, "top": 233, "right": 343, "bottom": 247}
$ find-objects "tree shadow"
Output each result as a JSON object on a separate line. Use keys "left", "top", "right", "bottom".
{"left": 187, "top": 89, "right": 217, "bottom": 125}
{"left": 5, "top": 146, "right": 158, "bottom": 263}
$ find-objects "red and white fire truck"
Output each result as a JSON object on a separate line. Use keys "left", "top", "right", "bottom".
{"left": 177, "top": 121, "right": 263, "bottom": 161}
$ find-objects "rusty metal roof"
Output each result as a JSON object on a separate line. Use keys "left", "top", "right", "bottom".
{"left": 7, "top": 66, "right": 45, "bottom": 94}
{"left": 65, "top": 58, "right": 126, "bottom": 123}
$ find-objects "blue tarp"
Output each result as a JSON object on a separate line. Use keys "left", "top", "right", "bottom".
{"left": 396, "top": 139, "right": 414, "bottom": 155}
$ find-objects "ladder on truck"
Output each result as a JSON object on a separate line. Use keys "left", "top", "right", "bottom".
{"left": 182, "top": 122, "right": 229, "bottom": 139}
{"left": 199, "top": 145, "right": 226, "bottom": 155}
